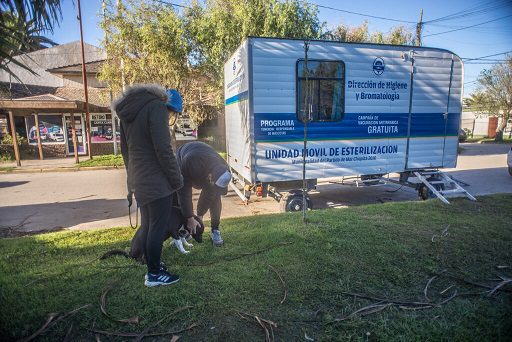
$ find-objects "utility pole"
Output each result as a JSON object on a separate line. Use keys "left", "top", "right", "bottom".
{"left": 103, "top": 0, "right": 118, "bottom": 155}
{"left": 117, "top": 0, "right": 126, "bottom": 91}
{"left": 302, "top": 40, "right": 310, "bottom": 223}
{"left": 77, "top": 0, "right": 93, "bottom": 159}
{"left": 416, "top": 9, "right": 423, "bottom": 46}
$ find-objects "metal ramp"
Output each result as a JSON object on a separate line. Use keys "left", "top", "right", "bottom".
{"left": 413, "top": 171, "right": 476, "bottom": 204}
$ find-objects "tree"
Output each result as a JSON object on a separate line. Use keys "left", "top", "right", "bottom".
{"left": 323, "top": 21, "right": 414, "bottom": 45}
{"left": 183, "top": 0, "right": 323, "bottom": 86}
{"left": 466, "top": 56, "right": 512, "bottom": 141}
{"left": 0, "top": 0, "right": 61, "bottom": 82}
{"left": 100, "top": 0, "right": 323, "bottom": 128}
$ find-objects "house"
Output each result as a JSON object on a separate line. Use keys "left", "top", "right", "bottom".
{"left": 0, "top": 41, "right": 227, "bottom": 166}
{"left": 0, "top": 41, "right": 117, "bottom": 164}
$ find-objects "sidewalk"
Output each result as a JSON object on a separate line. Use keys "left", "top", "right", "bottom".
{"left": 0, "top": 157, "right": 119, "bottom": 173}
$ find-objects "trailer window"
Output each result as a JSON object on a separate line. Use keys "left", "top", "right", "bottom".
{"left": 297, "top": 60, "right": 345, "bottom": 122}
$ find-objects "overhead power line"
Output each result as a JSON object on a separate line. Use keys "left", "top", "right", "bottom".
{"left": 153, "top": 0, "right": 189, "bottom": 9}
{"left": 306, "top": 2, "right": 418, "bottom": 24}
{"left": 424, "top": 14, "right": 512, "bottom": 37}
{"left": 462, "top": 51, "right": 512, "bottom": 62}
{"left": 424, "top": 0, "right": 511, "bottom": 24}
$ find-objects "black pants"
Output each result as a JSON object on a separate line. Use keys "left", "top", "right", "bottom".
{"left": 139, "top": 195, "right": 172, "bottom": 274}
{"left": 197, "top": 186, "right": 221, "bottom": 230}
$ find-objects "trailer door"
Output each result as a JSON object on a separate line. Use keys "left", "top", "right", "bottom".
{"left": 406, "top": 55, "right": 455, "bottom": 169}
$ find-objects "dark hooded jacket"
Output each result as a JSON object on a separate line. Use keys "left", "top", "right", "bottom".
{"left": 113, "top": 84, "right": 183, "bottom": 207}
{"left": 176, "top": 141, "right": 229, "bottom": 218}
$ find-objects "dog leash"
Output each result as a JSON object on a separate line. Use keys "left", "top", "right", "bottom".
{"left": 128, "top": 203, "right": 138, "bottom": 229}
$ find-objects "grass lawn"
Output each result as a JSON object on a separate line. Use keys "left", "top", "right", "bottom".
{"left": 78, "top": 154, "right": 124, "bottom": 167}
{"left": 1, "top": 195, "right": 511, "bottom": 341}
{"left": 465, "top": 136, "right": 512, "bottom": 144}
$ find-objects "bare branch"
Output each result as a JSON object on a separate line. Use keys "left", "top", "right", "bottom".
{"left": 424, "top": 270, "right": 447, "bottom": 301}
{"left": 487, "top": 277, "right": 512, "bottom": 296}
{"left": 134, "top": 306, "right": 193, "bottom": 342}
{"left": 100, "top": 281, "right": 139, "bottom": 324}
{"left": 268, "top": 264, "right": 287, "bottom": 304}
{"left": 18, "top": 312, "right": 59, "bottom": 342}
{"left": 89, "top": 323, "right": 198, "bottom": 338}
{"left": 188, "top": 242, "right": 293, "bottom": 266}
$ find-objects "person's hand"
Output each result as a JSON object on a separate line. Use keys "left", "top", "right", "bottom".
{"left": 127, "top": 191, "right": 133, "bottom": 207}
{"left": 186, "top": 216, "right": 201, "bottom": 235}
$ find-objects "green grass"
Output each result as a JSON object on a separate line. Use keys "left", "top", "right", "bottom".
{"left": 465, "top": 136, "right": 512, "bottom": 144}
{"left": 1, "top": 195, "right": 511, "bottom": 341}
{"left": 78, "top": 154, "right": 124, "bottom": 167}
{"left": 0, "top": 166, "right": 15, "bottom": 172}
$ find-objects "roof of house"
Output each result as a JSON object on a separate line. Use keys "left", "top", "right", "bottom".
{"left": 0, "top": 83, "right": 58, "bottom": 99}
{"left": 0, "top": 41, "right": 106, "bottom": 87}
{"left": 54, "top": 87, "right": 110, "bottom": 107}
{"left": 47, "top": 60, "right": 104, "bottom": 75}
{"left": 0, "top": 82, "right": 111, "bottom": 115}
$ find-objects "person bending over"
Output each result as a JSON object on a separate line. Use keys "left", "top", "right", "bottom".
{"left": 176, "top": 141, "right": 231, "bottom": 247}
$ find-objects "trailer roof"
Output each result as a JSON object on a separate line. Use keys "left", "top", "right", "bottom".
{"left": 244, "top": 36, "right": 461, "bottom": 61}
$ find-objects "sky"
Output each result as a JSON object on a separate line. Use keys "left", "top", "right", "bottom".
{"left": 49, "top": 0, "right": 512, "bottom": 97}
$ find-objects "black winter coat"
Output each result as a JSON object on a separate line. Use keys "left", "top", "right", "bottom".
{"left": 176, "top": 141, "right": 229, "bottom": 218}
{"left": 113, "top": 84, "right": 183, "bottom": 207}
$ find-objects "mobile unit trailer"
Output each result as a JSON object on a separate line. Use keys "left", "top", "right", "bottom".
{"left": 225, "top": 37, "right": 474, "bottom": 211}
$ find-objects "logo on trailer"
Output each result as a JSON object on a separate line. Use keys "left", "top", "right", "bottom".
{"left": 373, "top": 57, "right": 385, "bottom": 75}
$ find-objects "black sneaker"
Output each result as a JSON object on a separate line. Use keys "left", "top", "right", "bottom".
{"left": 144, "top": 270, "right": 180, "bottom": 287}
{"left": 144, "top": 262, "right": 168, "bottom": 280}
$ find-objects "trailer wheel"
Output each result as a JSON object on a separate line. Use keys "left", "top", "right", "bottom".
{"left": 418, "top": 183, "right": 445, "bottom": 200}
{"left": 280, "top": 192, "right": 313, "bottom": 212}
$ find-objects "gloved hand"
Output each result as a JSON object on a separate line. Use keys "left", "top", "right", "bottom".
{"left": 127, "top": 191, "right": 133, "bottom": 207}
{"left": 186, "top": 216, "right": 200, "bottom": 235}
{"left": 192, "top": 215, "right": 205, "bottom": 243}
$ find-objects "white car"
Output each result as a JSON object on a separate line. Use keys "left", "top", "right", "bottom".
{"left": 508, "top": 147, "right": 512, "bottom": 176}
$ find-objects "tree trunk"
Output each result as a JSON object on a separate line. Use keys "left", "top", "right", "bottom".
{"left": 495, "top": 113, "right": 510, "bottom": 142}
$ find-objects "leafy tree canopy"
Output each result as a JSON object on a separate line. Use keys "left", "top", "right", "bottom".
{"left": 322, "top": 21, "right": 414, "bottom": 45}
{"left": 100, "top": 1, "right": 414, "bottom": 127}
{"left": 466, "top": 56, "right": 512, "bottom": 141}
{"left": 0, "top": 0, "right": 61, "bottom": 82}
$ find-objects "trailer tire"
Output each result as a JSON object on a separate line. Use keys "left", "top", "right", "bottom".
{"left": 280, "top": 192, "right": 313, "bottom": 212}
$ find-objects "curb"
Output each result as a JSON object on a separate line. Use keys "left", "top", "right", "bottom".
{"left": 0, "top": 165, "right": 123, "bottom": 174}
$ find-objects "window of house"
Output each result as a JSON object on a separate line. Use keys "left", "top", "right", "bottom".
{"left": 90, "top": 113, "right": 120, "bottom": 143}
{"left": 296, "top": 60, "right": 345, "bottom": 122}
{"left": 25, "top": 114, "right": 65, "bottom": 144}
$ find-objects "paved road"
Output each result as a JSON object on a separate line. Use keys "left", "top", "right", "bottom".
{"left": 1, "top": 143, "right": 510, "bottom": 234}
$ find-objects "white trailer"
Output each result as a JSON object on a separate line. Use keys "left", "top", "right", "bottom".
{"left": 224, "top": 37, "right": 474, "bottom": 211}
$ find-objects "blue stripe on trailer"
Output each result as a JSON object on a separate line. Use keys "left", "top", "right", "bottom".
{"left": 225, "top": 91, "right": 249, "bottom": 105}
{"left": 254, "top": 112, "right": 460, "bottom": 142}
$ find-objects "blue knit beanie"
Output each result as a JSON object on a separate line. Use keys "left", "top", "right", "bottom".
{"left": 165, "top": 89, "right": 183, "bottom": 113}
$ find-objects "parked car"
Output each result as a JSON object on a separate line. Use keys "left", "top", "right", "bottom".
{"left": 47, "top": 126, "right": 64, "bottom": 142}
{"left": 105, "top": 128, "right": 113, "bottom": 140}
{"left": 507, "top": 147, "right": 512, "bottom": 176}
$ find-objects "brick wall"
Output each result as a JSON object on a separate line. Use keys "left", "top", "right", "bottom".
{"left": 91, "top": 143, "right": 115, "bottom": 155}
{"left": 0, "top": 143, "right": 66, "bottom": 159}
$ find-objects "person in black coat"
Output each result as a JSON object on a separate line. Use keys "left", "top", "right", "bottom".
{"left": 114, "top": 84, "right": 183, "bottom": 287}
{"left": 176, "top": 141, "right": 231, "bottom": 247}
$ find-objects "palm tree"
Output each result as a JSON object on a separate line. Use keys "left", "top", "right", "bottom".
{"left": 0, "top": 0, "right": 62, "bottom": 82}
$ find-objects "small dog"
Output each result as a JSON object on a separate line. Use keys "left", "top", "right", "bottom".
{"left": 101, "top": 195, "right": 204, "bottom": 263}
{"left": 169, "top": 225, "right": 195, "bottom": 254}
